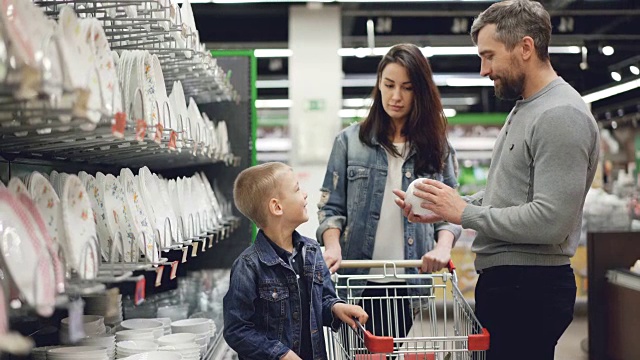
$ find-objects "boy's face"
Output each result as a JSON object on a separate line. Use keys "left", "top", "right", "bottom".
{"left": 277, "top": 169, "right": 309, "bottom": 226}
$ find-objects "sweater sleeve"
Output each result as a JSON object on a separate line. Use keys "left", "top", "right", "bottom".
{"left": 461, "top": 106, "right": 598, "bottom": 245}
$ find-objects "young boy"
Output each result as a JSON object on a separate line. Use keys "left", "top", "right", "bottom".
{"left": 223, "top": 162, "right": 368, "bottom": 360}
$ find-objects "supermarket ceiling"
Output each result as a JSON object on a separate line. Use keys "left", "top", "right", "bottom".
{"left": 194, "top": 0, "right": 640, "bottom": 120}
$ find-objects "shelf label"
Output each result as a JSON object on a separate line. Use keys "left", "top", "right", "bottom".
{"left": 181, "top": 246, "right": 189, "bottom": 263}
{"left": 191, "top": 242, "right": 199, "bottom": 257}
{"left": 136, "top": 120, "right": 147, "bottom": 142}
{"left": 170, "top": 261, "right": 179, "bottom": 280}
{"left": 112, "top": 112, "right": 127, "bottom": 138}
{"left": 155, "top": 265, "right": 164, "bottom": 287}
{"left": 155, "top": 123, "right": 164, "bottom": 144}
{"left": 135, "top": 277, "right": 146, "bottom": 305}
{"left": 200, "top": 240, "right": 206, "bottom": 253}
{"left": 168, "top": 131, "right": 178, "bottom": 150}
{"left": 209, "top": 235, "right": 214, "bottom": 248}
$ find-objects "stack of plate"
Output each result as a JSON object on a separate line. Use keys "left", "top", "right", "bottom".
{"left": 120, "top": 319, "right": 164, "bottom": 338}
{"left": 33, "top": 346, "right": 65, "bottom": 360}
{"left": 158, "top": 343, "right": 200, "bottom": 360}
{"left": 116, "top": 340, "right": 158, "bottom": 359}
{"left": 119, "top": 352, "right": 182, "bottom": 360}
{"left": 154, "top": 318, "right": 172, "bottom": 336}
{"left": 115, "top": 330, "right": 157, "bottom": 342}
{"left": 47, "top": 346, "right": 108, "bottom": 360}
{"left": 157, "top": 334, "right": 199, "bottom": 359}
{"left": 79, "top": 334, "right": 116, "bottom": 360}
{"left": 60, "top": 316, "right": 106, "bottom": 344}
{"left": 84, "top": 294, "right": 123, "bottom": 326}
{"left": 170, "top": 319, "right": 213, "bottom": 356}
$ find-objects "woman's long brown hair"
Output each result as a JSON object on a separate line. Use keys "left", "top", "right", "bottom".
{"left": 359, "top": 43, "right": 448, "bottom": 174}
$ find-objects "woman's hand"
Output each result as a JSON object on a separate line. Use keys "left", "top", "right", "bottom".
{"left": 420, "top": 231, "right": 455, "bottom": 273}
{"left": 393, "top": 189, "right": 444, "bottom": 223}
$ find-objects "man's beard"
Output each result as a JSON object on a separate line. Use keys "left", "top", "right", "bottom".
{"left": 494, "top": 69, "right": 525, "bottom": 101}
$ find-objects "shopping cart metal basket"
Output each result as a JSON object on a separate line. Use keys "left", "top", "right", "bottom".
{"left": 325, "top": 260, "right": 489, "bottom": 360}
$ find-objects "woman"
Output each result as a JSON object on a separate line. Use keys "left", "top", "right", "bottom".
{"left": 317, "top": 44, "right": 460, "bottom": 338}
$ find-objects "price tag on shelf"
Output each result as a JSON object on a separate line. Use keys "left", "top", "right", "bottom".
{"left": 208, "top": 235, "right": 214, "bottom": 248}
{"left": 191, "top": 242, "right": 199, "bottom": 257}
{"left": 181, "top": 247, "right": 189, "bottom": 263}
{"left": 154, "top": 123, "right": 164, "bottom": 144}
{"left": 200, "top": 240, "right": 206, "bottom": 253}
{"left": 155, "top": 265, "right": 164, "bottom": 287}
{"left": 135, "top": 277, "right": 146, "bottom": 305}
{"left": 112, "top": 112, "right": 126, "bottom": 138}
{"left": 67, "top": 298, "right": 86, "bottom": 343}
{"left": 170, "top": 261, "right": 179, "bottom": 280}
{"left": 135, "top": 120, "right": 147, "bottom": 142}
{"left": 168, "top": 131, "right": 178, "bottom": 150}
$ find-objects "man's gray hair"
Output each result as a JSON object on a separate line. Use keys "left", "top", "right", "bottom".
{"left": 470, "top": 0, "right": 552, "bottom": 61}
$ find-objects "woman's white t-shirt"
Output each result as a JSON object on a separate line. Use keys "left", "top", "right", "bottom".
{"left": 370, "top": 142, "right": 407, "bottom": 282}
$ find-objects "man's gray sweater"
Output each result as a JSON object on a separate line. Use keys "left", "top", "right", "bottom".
{"left": 462, "top": 77, "right": 600, "bottom": 271}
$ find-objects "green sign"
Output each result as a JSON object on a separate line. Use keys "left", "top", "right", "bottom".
{"left": 305, "top": 99, "right": 326, "bottom": 112}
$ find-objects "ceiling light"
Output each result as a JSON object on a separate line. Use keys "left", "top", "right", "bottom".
{"left": 257, "top": 74, "right": 494, "bottom": 89}
{"left": 254, "top": 46, "right": 581, "bottom": 58}
{"left": 582, "top": 78, "right": 640, "bottom": 104}
{"left": 446, "top": 78, "right": 494, "bottom": 87}
{"left": 255, "top": 99, "right": 292, "bottom": 108}
{"left": 338, "top": 108, "right": 457, "bottom": 118}
{"left": 254, "top": 49, "right": 293, "bottom": 58}
{"left": 257, "top": 98, "right": 476, "bottom": 109}
{"left": 602, "top": 46, "right": 615, "bottom": 56}
{"left": 630, "top": 66, "right": 640, "bottom": 76}
{"left": 611, "top": 71, "right": 622, "bottom": 82}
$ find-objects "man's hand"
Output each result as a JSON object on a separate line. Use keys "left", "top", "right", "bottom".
{"left": 393, "top": 189, "right": 444, "bottom": 224}
{"left": 322, "top": 229, "right": 342, "bottom": 273}
{"left": 280, "top": 350, "right": 302, "bottom": 360}
{"left": 332, "top": 303, "right": 369, "bottom": 329}
{"left": 411, "top": 179, "right": 467, "bottom": 225}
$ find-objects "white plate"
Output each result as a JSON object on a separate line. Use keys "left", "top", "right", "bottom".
{"left": 101, "top": 174, "right": 136, "bottom": 262}
{"left": 83, "top": 173, "right": 112, "bottom": 260}
{"left": 15, "top": 192, "right": 65, "bottom": 294}
{"left": 61, "top": 175, "right": 98, "bottom": 279}
{"left": 0, "top": 190, "right": 56, "bottom": 316}
{"left": 120, "top": 169, "right": 159, "bottom": 263}
{"left": 28, "top": 172, "right": 69, "bottom": 269}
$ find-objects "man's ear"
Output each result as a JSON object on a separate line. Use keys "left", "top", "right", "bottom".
{"left": 521, "top": 36, "right": 535, "bottom": 61}
{"left": 268, "top": 198, "right": 283, "bottom": 216}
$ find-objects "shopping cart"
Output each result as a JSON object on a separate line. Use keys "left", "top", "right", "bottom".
{"left": 325, "top": 260, "right": 489, "bottom": 360}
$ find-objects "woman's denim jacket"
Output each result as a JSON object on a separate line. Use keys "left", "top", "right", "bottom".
{"left": 317, "top": 124, "right": 461, "bottom": 299}
{"left": 223, "top": 230, "right": 344, "bottom": 360}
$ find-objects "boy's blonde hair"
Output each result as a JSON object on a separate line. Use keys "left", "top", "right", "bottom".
{"left": 233, "top": 162, "right": 290, "bottom": 229}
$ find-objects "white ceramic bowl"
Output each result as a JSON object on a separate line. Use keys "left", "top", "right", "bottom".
{"left": 405, "top": 178, "right": 436, "bottom": 217}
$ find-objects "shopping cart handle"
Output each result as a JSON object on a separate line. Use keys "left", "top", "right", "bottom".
{"left": 447, "top": 260, "right": 456, "bottom": 273}
{"left": 355, "top": 320, "right": 395, "bottom": 354}
{"left": 340, "top": 259, "right": 457, "bottom": 273}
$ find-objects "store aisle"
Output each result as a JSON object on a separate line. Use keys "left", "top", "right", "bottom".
{"left": 296, "top": 164, "right": 329, "bottom": 239}
{"left": 556, "top": 316, "right": 588, "bottom": 360}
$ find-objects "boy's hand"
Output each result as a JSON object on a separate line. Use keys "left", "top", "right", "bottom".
{"left": 280, "top": 350, "right": 302, "bottom": 360}
{"left": 332, "top": 303, "right": 368, "bottom": 329}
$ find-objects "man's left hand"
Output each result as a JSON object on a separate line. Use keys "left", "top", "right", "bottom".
{"left": 414, "top": 179, "right": 467, "bottom": 225}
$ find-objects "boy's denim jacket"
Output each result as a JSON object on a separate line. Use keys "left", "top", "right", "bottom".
{"left": 317, "top": 124, "right": 461, "bottom": 298}
{"left": 223, "top": 230, "right": 344, "bottom": 360}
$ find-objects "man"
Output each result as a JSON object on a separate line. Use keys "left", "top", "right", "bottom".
{"left": 393, "top": 1, "right": 600, "bottom": 359}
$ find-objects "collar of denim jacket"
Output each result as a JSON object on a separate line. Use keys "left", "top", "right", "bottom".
{"left": 255, "top": 229, "right": 312, "bottom": 266}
